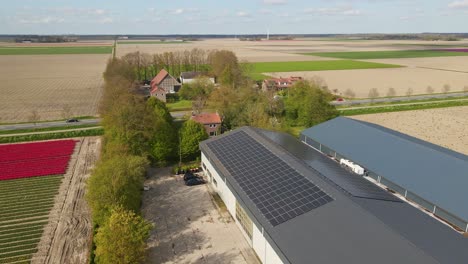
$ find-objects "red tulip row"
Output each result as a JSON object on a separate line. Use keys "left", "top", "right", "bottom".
{"left": 0, "top": 140, "right": 77, "bottom": 181}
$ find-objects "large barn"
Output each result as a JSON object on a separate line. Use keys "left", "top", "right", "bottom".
{"left": 200, "top": 126, "right": 468, "bottom": 264}
{"left": 301, "top": 117, "right": 468, "bottom": 232}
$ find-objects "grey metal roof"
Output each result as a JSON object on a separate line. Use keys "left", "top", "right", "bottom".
{"left": 301, "top": 117, "right": 468, "bottom": 223}
{"left": 201, "top": 127, "right": 468, "bottom": 264}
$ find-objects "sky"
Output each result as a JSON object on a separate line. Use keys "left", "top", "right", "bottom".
{"left": 1, "top": 0, "right": 468, "bottom": 35}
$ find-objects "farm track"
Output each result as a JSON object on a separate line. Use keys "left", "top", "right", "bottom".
{"left": 32, "top": 137, "right": 101, "bottom": 264}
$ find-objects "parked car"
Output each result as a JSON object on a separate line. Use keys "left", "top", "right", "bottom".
{"left": 66, "top": 119, "right": 79, "bottom": 123}
{"left": 183, "top": 172, "right": 197, "bottom": 181}
{"left": 185, "top": 177, "right": 205, "bottom": 186}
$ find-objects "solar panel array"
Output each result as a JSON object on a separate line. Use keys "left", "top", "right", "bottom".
{"left": 258, "top": 129, "right": 401, "bottom": 202}
{"left": 207, "top": 131, "right": 333, "bottom": 226}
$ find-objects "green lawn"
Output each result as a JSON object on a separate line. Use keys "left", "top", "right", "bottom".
{"left": 166, "top": 100, "right": 192, "bottom": 111}
{"left": 306, "top": 50, "right": 468, "bottom": 59}
{"left": 251, "top": 60, "right": 401, "bottom": 73}
{"left": 0, "top": 46, "right": 113, "bottom": 55}
{"left": 118, "top": 41, "right": 189, "bottom": 45}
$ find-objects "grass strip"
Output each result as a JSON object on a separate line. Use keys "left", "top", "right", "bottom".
{"left": 307, "top": 50, "right": 468, "bottom": 59}
{"left": 0, "top": 128, "right": 103, "bottom": 143}
{"left": 251, "top": 60, "right": 402, "bottom": 73}
{"left": 0, "top": 124, "right": 100, "bottom": 135}
{"left": 0, "top": 46, "right": 112, "bottom": 55}
{"left": 340, "top": 99, "right": 468, "bottom": 116}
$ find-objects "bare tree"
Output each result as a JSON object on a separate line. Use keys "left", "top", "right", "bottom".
{"left": 368, "top": 88, "right": 379, "bottom": 101}
{"left": 443, "top": 84, "right": 451, "bottom": 94}
{"left": 61, "top": 104, "right": 73, "bottom": 119}
{"left": 344, "top": 88, "right": 356, "bottom": 98}
{"left": 386, "top": 87, "right": 396, "bottom": 97}
{"left": 28, "top": 110, "right": 40, "bottom": 126}
{"left": 426, "top": 85, "right": 434, "bottom": 94}
{"left": 192, "top": 96, "right": 206, "bottom": 114}
{"left": 406, "top": 87, "right": 413, "bottom": 97}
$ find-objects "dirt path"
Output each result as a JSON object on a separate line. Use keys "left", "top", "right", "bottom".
{"left": 31, "top": 137, "right": 101, "bottom": 264}
{"left": 0, "top": 126, "right": 101, "bottom": 137}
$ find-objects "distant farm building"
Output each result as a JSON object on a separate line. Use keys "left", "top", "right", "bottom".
{"left": 301, "top": 117, "right": 468, "bottom": 232}
{"left": 150, "top": 69, "right": 181, "bottom": 102}
{"left": 200, "top": 126, "right": 468, "bottom": 264}
{"left": 180, "top": 71, "right": 215, "bottom": 84}
{"left": 191, "top": 112, "right": 222, "bottom": 136}
{"left": 262, "top": 76, "right": 302, "bottom": 92}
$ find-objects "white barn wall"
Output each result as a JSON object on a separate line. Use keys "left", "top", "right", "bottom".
{"left": 201, "top": 152, "right": 286, "bottom": 264}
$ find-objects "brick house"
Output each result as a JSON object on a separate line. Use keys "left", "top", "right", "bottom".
{"left": 262, "top": 76, "right": 302, "bottom": 92}
{"left": 150, "top": 69, "right": 181, "bottom": 102}
{"left": 191, "top": 112, "right": 222, "bottom": 136}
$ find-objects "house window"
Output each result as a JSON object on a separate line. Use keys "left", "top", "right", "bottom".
{"left": 236, "top": 201, "right": 253, "bottom": 240}
{"left": 210, "top": 131, "right": 216, "bottom": 136}
{"left": 212, "top": 177, "right": 217, "bottom": 187}
{"left": 209, "top": 124, "right": 216, "bottom": 128}
{"left": 202, "top": 162, "right": 206, "bottom": 170}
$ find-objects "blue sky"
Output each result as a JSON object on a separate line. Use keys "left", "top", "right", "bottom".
{"left": 1, "top": 0, "right": 468, "bottom": 34}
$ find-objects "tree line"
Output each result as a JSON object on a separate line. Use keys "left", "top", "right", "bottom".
{"left": 86, "top": 58, "right": 208, "bottom": 264}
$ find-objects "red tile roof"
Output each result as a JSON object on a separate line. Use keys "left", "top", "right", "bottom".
{"left": 150, "top": 69, "right": 169, "bottom": 95}
{"left": 191, "top": 113, "right": 222, "bottom": 124}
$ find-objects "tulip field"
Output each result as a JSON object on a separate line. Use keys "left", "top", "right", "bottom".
{"left": 0, "top": 140, "right": 77, "bottom": 263}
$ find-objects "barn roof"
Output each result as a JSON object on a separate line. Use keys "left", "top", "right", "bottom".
{"left": 200, "top": 127, "right": 468, "bottom": 264}
{"left": 301, "top": 117, "right": 468, "bottom": 223}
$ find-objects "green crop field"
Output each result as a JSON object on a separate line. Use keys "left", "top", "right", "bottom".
{"left": 306, "top": 50, "right": 468, "bottom": 59}
{"left": 117, "top": 41, "right": 189, "bottom": 45}
{"left": 251, "top": 60, "right": 402, "bottom": 73}
{"left": 0, "top": 175, "right": 63, "bottom": 263}
{"left": 0, "top": 46, "right": 113, "bottom": 55}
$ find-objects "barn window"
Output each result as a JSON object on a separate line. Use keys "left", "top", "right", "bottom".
{"left": 236, "top": 201, "right": 253, "bottom": 240}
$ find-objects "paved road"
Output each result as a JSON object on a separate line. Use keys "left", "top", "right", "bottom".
{"left": 331, "top": 92, "right": 468, "bottom": 106}
{"left": 0, "top": 119, "right": 101, "bottom": 131}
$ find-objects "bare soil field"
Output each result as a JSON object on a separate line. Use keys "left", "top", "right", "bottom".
{"left": 32, "top": 136, "right": 101, "bottom": 264}
{"left": 116, "top": 38, "right": 468, "bottom": 61}
{"left": 351, "top": 106, "right": 468, "bottom": 155}
{"left": 0, "top": 55, "right": 109, "bottom": 122}
{"left": 270, "top": 67, "right": 468, "bottom": 98}
{"left": 0, "top": 41, "right": 113, "bottom": 47}
{"left": 364, "top": 57, "right": 468, "bottom": 72}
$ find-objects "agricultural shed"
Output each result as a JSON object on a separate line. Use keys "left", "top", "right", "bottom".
{"left": 301, "top": 117, "right": 468, "bottom": 231}
{"left": 200, "top": 127, "right": 468, "bottom": 264}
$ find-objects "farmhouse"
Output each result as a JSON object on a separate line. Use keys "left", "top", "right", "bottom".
{"left": 301, "top": 116, "right": 468, "bottom": 232}
{"left": 180, "top": 71, "right": 215, "bottom": 84}
{"left": 150, "top": 69, "right": 181, "bottom": 102}
{"left": 200, "top": 126, "right": 468, "bottom": 264}
{"left": 191, "top": 112, "right": 222, "bottom": 136}
{"left": 261, "top": 76, "right": 302, "bottom": 92}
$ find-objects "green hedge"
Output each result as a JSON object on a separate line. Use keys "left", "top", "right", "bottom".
{"left": 0, "top": 128, "right": 104, "bottom": 144}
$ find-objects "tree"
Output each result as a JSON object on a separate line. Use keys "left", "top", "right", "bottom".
{"left": 426, "top": 85, "right": 434, "bottom": 94}
{"left": 386, "top": 87, "right": 396, "bottom": 97}
{"left": 284, "top": 81, "right": 339, "bottom": 127}
{"left": 86, "top": 155, "right": 149, "bottom": 226}
{"left": 28, "top": 110, "right": 40, "bottom": 126}
{"left": 368, "top": 88, "right": 379, "bottom": 100}
{"left": 61, "top": 104, "right": 73, "bottom": 119}
{"left": 406, "top": 87, "right": 413, "bottom": 96}
{"left": 208, "top": 50, "right": 243, "bottom": 87}
{"left": 343, "top": 89, "right": 356, "bottom": 98}
{"left": 180, "top": 120, "right": 209, "bottom": 161}
{"left": 443, "top": 84, "right": 451, "bottom": 93}
{"left": 178, "top": 77, "right": 214, "bottom": 100}
{"left": 94, "top": 207, "right": 152, "bottom": 264}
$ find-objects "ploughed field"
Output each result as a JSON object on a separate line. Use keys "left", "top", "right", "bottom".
{"left": 0, "top": 140, "right": 76, "bottom": 264}
{"left": 0, "top": 53, "right": 108, "bottom": 122}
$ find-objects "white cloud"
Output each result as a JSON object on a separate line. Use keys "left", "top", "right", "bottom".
{"left": 237, "top": 11, "right": 250, "bottom": 17}
{"left": 172, "top": 9, "right": 184, "bottom": 15}
{"left": 263, "top": 0, "right": 288, "bottom": 5}
{"left": 305, "top": 6, "right": 363, "bottom": 16}
{"left": 97, "top": 17, "right": 113, "bottom": 24}
{"left": 448, "top": 0, "right": 468, "bottom": 8}
{"left": 18, "top": 16, "right": 65, "bottom": 24}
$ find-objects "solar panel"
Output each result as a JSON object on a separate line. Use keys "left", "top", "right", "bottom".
{"left": 207, "top": 131, "right": 333, "bottom": 226}
{"left": 257, "top": 129, "right": 401, "bottom": 202}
